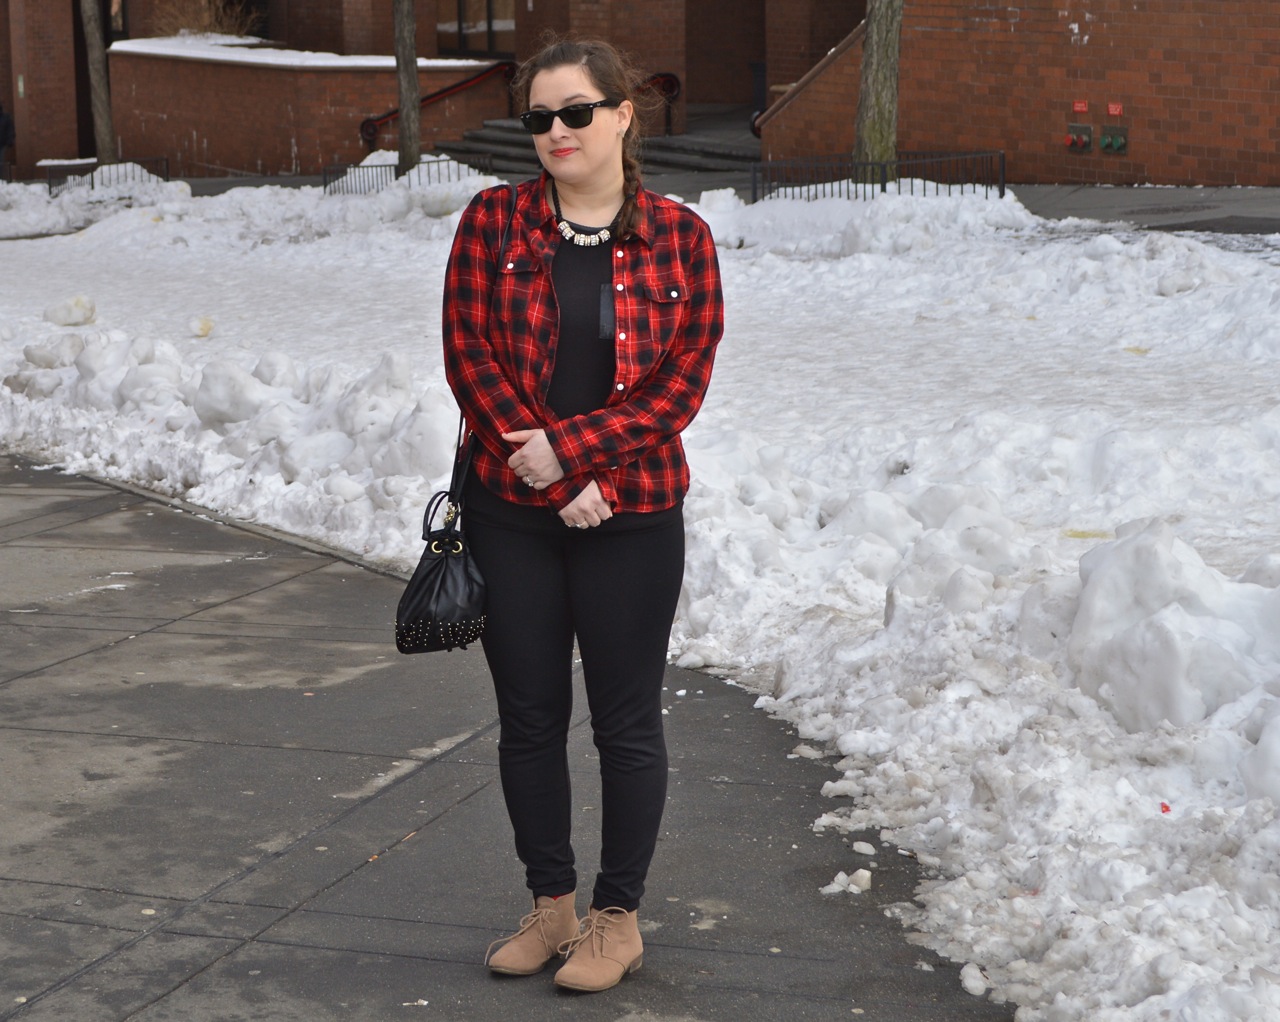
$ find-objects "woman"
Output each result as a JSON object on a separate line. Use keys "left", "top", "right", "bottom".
{"left": 441, "top": 37, "right": 724, "bottom": 992}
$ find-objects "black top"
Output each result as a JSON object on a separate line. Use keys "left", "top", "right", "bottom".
{"left": 545, "top": 225, "right": 615, "bottom": 419}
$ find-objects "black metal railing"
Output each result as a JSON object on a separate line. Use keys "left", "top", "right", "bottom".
{"left": 46, "top": 156, "right": 171, "bottom": 197}
{"left": 323, "top": 154, "right": 494, "bottom": 196}
{"left": 751, "top": 151, "right": 1006, "bottom": 203}
{"left": 0, "top": 160, "right": 13, "bottom": 183}
{"left": 360, "top": 60, "right": 517, "bottom": 148}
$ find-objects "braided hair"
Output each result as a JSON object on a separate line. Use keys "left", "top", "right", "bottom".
{"left": 512, "top": 37, "right": 661, "bottom": 239}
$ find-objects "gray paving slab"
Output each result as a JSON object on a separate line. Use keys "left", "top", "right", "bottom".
{"left": 3, "top": 929, "right": 238, "bottom": 1022}
{"left": 0, "top": 629, "right": 493, "bottom": 755}
{"left": 0, "top": 453, "right": 1013, "bottom": 1021}
{"left": 0, "top": 621, "right": 146, "bottom": 682}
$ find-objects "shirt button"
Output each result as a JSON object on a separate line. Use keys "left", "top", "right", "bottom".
{"left": 616, "top": 283, "right": 624, "bottom": 291}
{"left": 615, "top": 383, "right": 625, "bottom": 391}
{"left": 618, "top": 332, "right": 626, "bottom": 341}
{"left": 615, "top": 250, "right": 624, "bottom": 258}
{"left": 670, "top": 290, "right": 679, "bottom": 298}
{"left": 506, "top": 262, "right": 514, "bottom": 269}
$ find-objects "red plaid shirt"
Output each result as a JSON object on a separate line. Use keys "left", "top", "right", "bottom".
{"left": 442, "top": 174, "right": 724, "bottom": 513}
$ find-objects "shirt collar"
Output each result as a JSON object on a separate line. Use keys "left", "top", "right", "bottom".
{"left": 532, "top": 171, "right": 656, "bottom": 248}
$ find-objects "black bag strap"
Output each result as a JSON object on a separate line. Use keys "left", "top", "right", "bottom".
{"left": 429, "top": 181, "right": 519, "bottom": 541}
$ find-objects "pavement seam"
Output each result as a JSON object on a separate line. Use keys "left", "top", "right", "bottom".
{"left": 0, "top": 555, "right": 339, "bottom": 692}
{"left": 0, "top": 494, "right": 146, "bottom": 540}
{"left": 79, "top": 466, "right": 416, "bottom": 581}
{"left": 0, "top": 721, "right": 500, "bottom": 1021}
{"left": 4, "top": 453, "right": 413, "bottom": 579}
{"left": 0, "top": 722, "right": 456, "bottom": 760}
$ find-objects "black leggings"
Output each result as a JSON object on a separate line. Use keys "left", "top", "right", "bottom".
{"left": 464, "top": 480, "right": 684, "bottom": 913}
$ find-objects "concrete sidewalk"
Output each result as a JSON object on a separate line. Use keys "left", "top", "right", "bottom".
{"left": 1010, "top": 182, "right": 1280, "bottom": 234}
{"left": 0, "top": 454, "right": 1014, "bottom": 1021}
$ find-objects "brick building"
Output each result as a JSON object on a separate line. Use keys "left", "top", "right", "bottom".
{"left": 759, "top": 1, "right": 1280, "bottom": 187}
{"left": 3, "top": 1, "right": 1275, "bottom": 185}
{"left": 1, "top": 0, "right": 112, "bottom": 179}
{"left": 1, "top": 0, "right": 856, "bottom": 179}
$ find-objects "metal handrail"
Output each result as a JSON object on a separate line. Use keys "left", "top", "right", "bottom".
{"left": 751, "top": 151, "right": 1005, "bottom": 203}
{"left": 641, "top": 72, "right": 681, "bottom": 136}
{"left": 360, "top": 60, "right": 517, "bottom": 148}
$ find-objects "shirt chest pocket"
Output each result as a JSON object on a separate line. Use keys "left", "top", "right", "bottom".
{"left": 633, "top": 276, "right": 689, "bottom": 359}
{"left": 492, "top": 252, "right": 544, "bottom": 329}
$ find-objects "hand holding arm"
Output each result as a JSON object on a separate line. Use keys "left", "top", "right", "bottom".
{"left": 557, "top": 480, "right": 613, "bottom": 529}
{"left": 503, "top": 429, "right": 566, "bottom": 489}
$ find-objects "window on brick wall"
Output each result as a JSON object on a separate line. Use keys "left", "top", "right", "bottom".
{"left": 438, "top": 0, "right": 515, "bottom": 57}
{"left": 111, "top": 0, "right": 126, "bottom": 37}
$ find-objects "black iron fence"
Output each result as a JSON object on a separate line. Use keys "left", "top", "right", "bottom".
{"left": 751, "top": 151, "right": 1006, "bottom": 203}
{"left": 323, "top": 155, "right": 495, "bottom": 196}
{"left": 46, "top": 157, "right": 171, "bottom": 198}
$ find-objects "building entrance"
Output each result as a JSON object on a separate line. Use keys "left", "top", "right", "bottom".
{"left": 438, "top": 0, "right": 516, "bottom": 58}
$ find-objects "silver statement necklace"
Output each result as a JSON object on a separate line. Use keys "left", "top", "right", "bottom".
{"left": 550, "top": 180, "right": 617, "bottom": 247}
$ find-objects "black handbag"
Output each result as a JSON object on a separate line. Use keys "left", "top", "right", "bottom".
{"left": 395, "top": 423, "right": 485, "bottom": 653}
{"left": 395, "top": 181, "right": 516, "bottom": 655}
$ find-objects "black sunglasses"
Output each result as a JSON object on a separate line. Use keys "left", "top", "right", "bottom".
{"left": 519, "top": 99, "right": 620, "bottom": 135}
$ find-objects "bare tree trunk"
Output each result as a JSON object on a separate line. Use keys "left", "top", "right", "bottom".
{"left": 79, "top": 0, "right": 118, "bottom": 163}
{"left": 853, "top": 0, "right": 903, "bottom": 167}
{"left": 393, "top": 0, "right": 422, "bottom": 177}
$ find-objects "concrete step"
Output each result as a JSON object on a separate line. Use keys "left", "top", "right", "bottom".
{"left": 435, "top": 114, "right": 762, "bottom": 180}
{"left": 639, "top": 146, "right": 759, "bottom": 173}
{"left": 434, "top": 140, "right": 542, "bottom": 177}
{"left": 642, "top": 132, "right": 760, "bottom": 163}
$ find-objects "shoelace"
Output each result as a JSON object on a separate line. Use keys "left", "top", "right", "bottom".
{"left": 557, "top": 906, "right": 627, "bottom": 957}
{"left": 484, "top": 904, "right": 559, "bottom": 965}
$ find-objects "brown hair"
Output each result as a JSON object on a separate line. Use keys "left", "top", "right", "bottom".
{"left": 512, "top": 36, "right": 660, "bottom": 239}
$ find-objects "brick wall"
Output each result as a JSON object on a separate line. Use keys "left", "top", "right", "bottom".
{"left": 762, "top": 0, "right": 1280, "bottom": 186}
{"left": 343, "top": 0, "right": 377, "bottom": 53}
{"left": 685, "top": 0, "right": 765, "bottom": 105}
{"left": 569, "top": 0, "right": 687, "bottom": 134}
{"left": 108, "top": 49, "right": 508, "bottom": 176}
{"left": 1, "top": 0, "right": 14, "bottom": 116}
{"left": 515, "top": 0, "right": 569, "bottom": 61}
{"left": 764, "top": 0, "right": 864, "bottom": 99}
{"left": 759, "top": 27, "right": 861, "bottom": 161}
{"left": 765, "top": 0, "right": 813, "bottom": 88}
{"left": 127, "top": 0, "right": 440, "bottom": 56}
{"left": 264, "top": 0, "right": 288, "bottom": 41}
{"left": 279, "top": 0, "right": 345, "bottom": 52}
{"left": 4, "top": 0, "right": 82, "bottom": 177}
{"left": 122, "top": 0, "right": 154, "bottom": 38}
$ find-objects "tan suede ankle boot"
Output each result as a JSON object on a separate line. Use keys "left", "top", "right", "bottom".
{"left": 553, "top": 906, "right": 643, "bottom": 992}
{"left": 485, "top": 893, "right": 578, "bottom": 975}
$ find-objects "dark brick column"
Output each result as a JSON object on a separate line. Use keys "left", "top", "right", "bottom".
{"left": 6, "top": 0, "right": 82, "bottom": 177}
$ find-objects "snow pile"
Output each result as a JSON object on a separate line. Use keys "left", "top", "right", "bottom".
{"left": 0, "top": 169, "right": 192, "bottom": 239}
{"left": 4, "top": 180, "right": 1280, "bottom": 1020}
{"left": 111, "top": 33, "right": 487, "bottom": 71}
{"left": 3, "top": 332, "right": 459, "bottom": 557}
{"left": 775, "top": 509, "right": 1280, "bottom": 1019}
{"left": 1067, "top": 519, "right": 1280, "bottom": 738}
{"left": 0, "top": 155, "right": 495, "bottom": 243}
